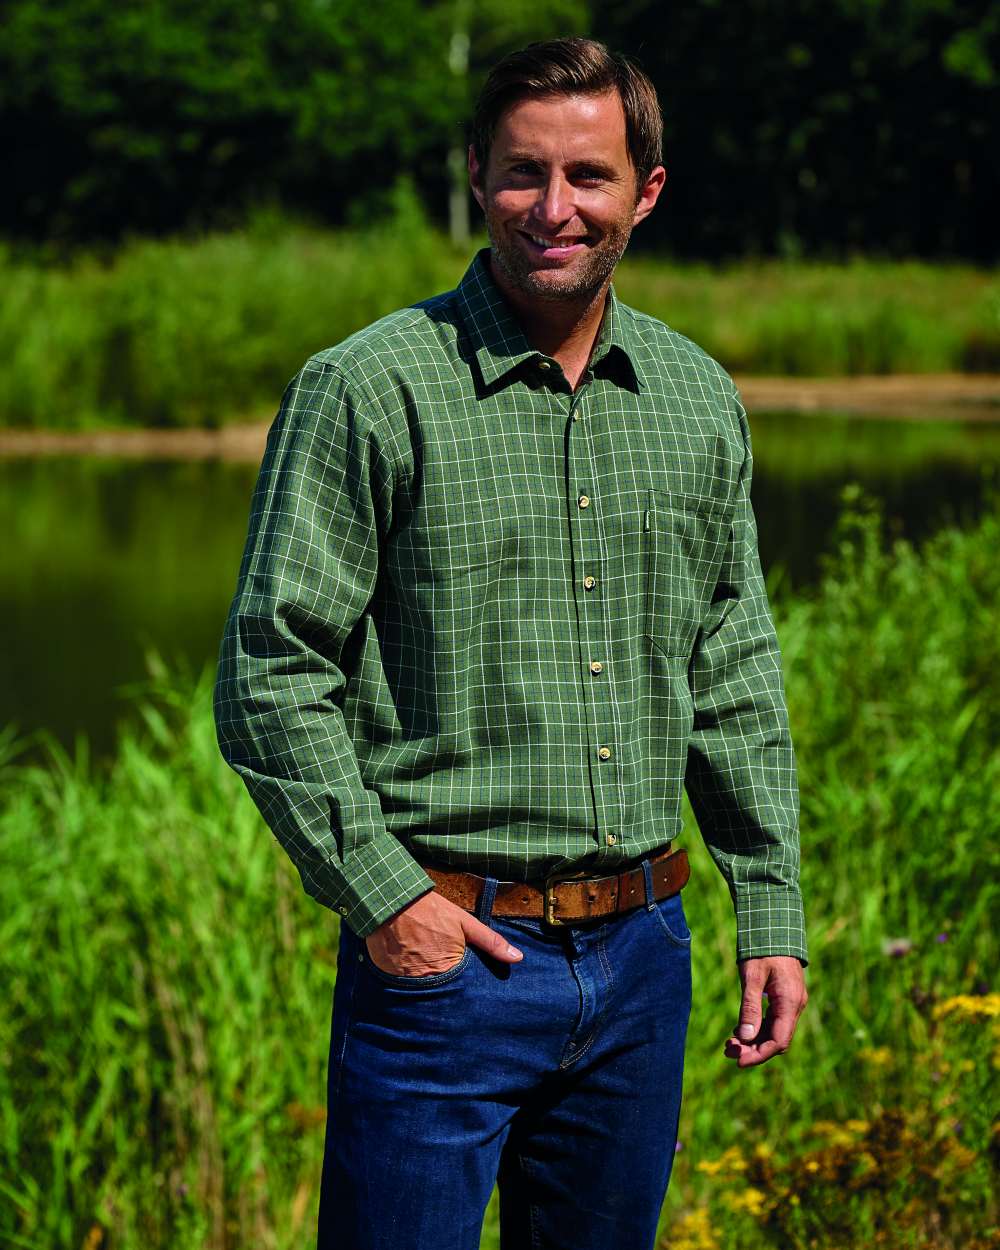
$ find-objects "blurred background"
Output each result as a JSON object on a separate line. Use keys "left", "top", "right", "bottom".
{"left": 1, "top": 3, "right": 998, "bottom": 1249}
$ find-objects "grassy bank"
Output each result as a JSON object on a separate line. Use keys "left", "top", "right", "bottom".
{"left": 1, "top": 209, "right": 998, "bottom": 430}
{"left": 2, "top": 492, "right": 998, "bottom": 1249}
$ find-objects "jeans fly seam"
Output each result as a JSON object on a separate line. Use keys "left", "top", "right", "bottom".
{"left": 558, "top": 1024, "right": 599, "bottom": 1070}
{"left": 596, "top": 926, "right": 615, "bottom": 997}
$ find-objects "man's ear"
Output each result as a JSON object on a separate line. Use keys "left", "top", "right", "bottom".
{"left": 632, "top": 165, "right": 667, "bottom": 228}
{"left": 468, "top": 144, "right": 487, "bottom": 212}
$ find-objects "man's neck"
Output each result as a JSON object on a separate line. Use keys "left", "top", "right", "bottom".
{"left": 487, "top": 253, "right": 611, "bottom": 391}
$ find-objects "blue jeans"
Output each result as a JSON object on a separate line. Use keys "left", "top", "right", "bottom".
{"left": 317, "top": 855, "right": 693, "bottom": 1250}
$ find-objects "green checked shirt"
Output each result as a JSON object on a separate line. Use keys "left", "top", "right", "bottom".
{"left": 214, "top": 248, "right": 807, "bottom": 966}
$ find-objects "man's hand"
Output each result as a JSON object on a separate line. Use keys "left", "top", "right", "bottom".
{"left": 724, "top": 956, "right": 808, "bottom": 1068}
{"left": 364, "top": 889, "right": 524, "bottom": 977}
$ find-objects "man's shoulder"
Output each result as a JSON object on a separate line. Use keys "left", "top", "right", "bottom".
{"left": 617, "top": 298, "right": 739, "bottom": 403}
{"left": 301, "top": 287, "right": 461, "bottom": 385}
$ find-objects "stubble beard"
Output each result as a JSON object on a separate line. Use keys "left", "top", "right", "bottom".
{"left": 486, "top": 213, "right": 635, "bottom": 304}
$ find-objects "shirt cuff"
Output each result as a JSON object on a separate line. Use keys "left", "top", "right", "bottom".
{"left": 300, "top": 833, "right": 437, "bottom": 938}
{"left": 732, "top": 881, "right": 809, "bottom": 967}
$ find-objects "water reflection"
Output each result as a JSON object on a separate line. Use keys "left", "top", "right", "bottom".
{"left": 2, "top": 411, "right": 998, "bottom": 758}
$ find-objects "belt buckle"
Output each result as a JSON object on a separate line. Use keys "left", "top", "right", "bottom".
{"left": 543, "top": 866, "right": 603, "bottom": 927}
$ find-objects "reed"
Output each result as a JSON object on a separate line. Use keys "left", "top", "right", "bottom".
{"left": 1, "top": 208, "right": 996, "bottom": 430}
{"left": 1, "top": 492, "right": 997, "bottom": 1249}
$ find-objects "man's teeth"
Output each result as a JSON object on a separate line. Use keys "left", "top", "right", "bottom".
{"left": 527, "top": 234, "right": 582, "bottom": 249}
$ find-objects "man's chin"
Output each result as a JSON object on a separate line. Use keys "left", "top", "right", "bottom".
{"left": 505, "top": 264, "right": 603, "bottom": 302}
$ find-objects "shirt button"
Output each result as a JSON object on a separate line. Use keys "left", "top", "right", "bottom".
{"left": 578, "top": 494, "right": 591, "bottom": 508}
{"left": 606, "top": 833, "right": 617, "bottom": 845}
{"left": 590, "top": 660, "right": 603, "bottom": 674}
{"left": 583, "top": 575, "right": 596, "bottom": 590}
{"left": 538, "top": 359, "right": 552, "bottom": 371}
{"left": 598, "top": 746, "right": 612, "bottom": 760}
{"left": 337, "top": 906, "right": 348, "bottom": 915}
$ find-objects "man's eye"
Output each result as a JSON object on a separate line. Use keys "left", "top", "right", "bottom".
{"left": 575, "top": 170, "right": 605, "bottom": 183}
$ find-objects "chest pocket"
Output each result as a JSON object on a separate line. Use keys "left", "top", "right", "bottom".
{"left": 643, "top": 489, "right": 732, "bottom": 660}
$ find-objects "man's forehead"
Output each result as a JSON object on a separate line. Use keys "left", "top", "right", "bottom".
{"left": 494, "top": 90, "right": 628, "bottom": 153}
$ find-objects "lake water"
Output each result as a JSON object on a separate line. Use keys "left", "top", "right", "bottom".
{"left": 3, "top": 410, "right": 998, "bottom": 760}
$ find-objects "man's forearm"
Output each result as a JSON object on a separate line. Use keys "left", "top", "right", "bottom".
{"left": 213, "top": 359, "right": 435, "bottom": 937}
{"left": 685, "top": 387, "right": 807, "bottom": 967}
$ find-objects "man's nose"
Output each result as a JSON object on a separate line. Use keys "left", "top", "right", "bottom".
{"left": 531, "top": 175, "right": 573, "bottom": 228}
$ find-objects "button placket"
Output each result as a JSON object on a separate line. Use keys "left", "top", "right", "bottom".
{"left": 567, "top": 400, "right": 628, "bottom": 862}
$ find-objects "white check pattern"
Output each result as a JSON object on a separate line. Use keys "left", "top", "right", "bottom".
{"left": 213, "top": 249, "right": 807, "bottom": 964}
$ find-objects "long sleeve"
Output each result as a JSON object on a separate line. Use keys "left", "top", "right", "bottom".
{"left": 684, "top": 384, "right": 808, "bottom": 966}
{"left": 213, "top": 358, "right": 435, "bottom": 938}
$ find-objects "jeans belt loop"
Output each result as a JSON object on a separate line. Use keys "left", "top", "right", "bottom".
{"left": 641, "top": 856, "right": 656, "bottom": 910}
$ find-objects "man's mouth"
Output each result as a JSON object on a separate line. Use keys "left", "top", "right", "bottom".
{"left": 518, "top": 231, "right": 590, "bottom": 257}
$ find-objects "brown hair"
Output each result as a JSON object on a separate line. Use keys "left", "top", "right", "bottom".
{"left": 471, "top": 37, "right": 663, "bottom": 188}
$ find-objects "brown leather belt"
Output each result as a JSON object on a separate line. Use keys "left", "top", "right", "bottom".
{"left": 419, "top": 843, "right": 689, "bottom": 927}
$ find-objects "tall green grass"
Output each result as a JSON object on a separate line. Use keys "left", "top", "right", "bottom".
{"left": 1, "top": 203, "right": 997, "bottom": 429}
{"left": 617, "top": 256, "right": 1000, "bottom": 378}
{"left": 1, "top": 492, "right": 998, "bottom": 1249}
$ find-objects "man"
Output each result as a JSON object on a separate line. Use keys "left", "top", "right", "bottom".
{"left": 214, "top": 35, "right": 808, "bottom": 1250}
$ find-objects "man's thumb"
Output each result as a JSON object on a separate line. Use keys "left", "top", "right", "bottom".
{"left": 462, "top": 914, "right": 523, "bottom": 963}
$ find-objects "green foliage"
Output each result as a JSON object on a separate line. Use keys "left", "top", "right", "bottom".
{"left": 2, "top": 494, "right": 998, "bottom": 1248}
{"left": 0, "top": 0, "right": 584, "bottom": 246}
{"left": 615, "top": 254, "right": 1000, "bottom": 376}
{"left": 0, "top": 225, "right": 997, "bottom": 430}
{"left": 594, "top": 0, "right": 997, "bottom": 260}
{"left": 0, "top": 217, "right": 466, "bottom": 429}
{"left": 666, "top": 487, "right": 1000, "bottom": 1247}
{"left": 0, "top": 0, "right": 993, "bottom": 258}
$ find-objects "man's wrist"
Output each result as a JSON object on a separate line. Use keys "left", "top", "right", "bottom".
{"left": 336, "top": 879, "right": 437, "bottom": 940}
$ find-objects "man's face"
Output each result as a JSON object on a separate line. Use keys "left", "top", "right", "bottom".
{"left": 469, "top": 90, "right": 665, "bottom": 305}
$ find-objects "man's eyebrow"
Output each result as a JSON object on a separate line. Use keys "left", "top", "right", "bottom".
{"left": 501, "top": 152, "right": 619, "bottom": 176}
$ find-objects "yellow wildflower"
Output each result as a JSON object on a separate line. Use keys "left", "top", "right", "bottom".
{"left": 667, "top": 1206, "right": 720, "bottom": 1250}
{"left": 858, "top": 1045, "right": 894, "bottom": 1067}
{"left": 725, "top": 1187, "right": 769, "bottom": 1218}
{"left": 810, "top": 1119, "right": 867, "bottom": 1147}
{"left": 932, "top": 993, "right": 1000, "bottom": 1021}
{"left": 804, "top": 1159, "right": 821, "bottom": 1173}
{"left": 811, "top": 1120, "right": 839, "bottom": 1136}
{"left": 696, "top": 1145, "right": 747, "bottom": 1176}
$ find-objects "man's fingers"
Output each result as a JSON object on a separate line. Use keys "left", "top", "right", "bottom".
{"left": 727, "top": 992, "right": 802, "bottom": 1067}
{"left": 735, "top": 1038, "right": 784, "bottom": 1067}
{"left": 461, "top": 913, "right": 523, "bottom": 962}
{"left": 736, "top": 969, "right": 766, "bottom": 1040}
{"left": 767, "top": 998, "right": 798, "bottom": 1052}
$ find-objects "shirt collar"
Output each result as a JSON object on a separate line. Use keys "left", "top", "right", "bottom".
{"left": 455, "top": 248, "right": 642, "bottom": 393}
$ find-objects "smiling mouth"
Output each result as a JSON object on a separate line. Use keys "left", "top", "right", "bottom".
{"left": 520, "top": 231, "right": 590, "bottom": 251}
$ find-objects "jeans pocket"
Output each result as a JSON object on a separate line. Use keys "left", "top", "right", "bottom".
{"left": 361, "top": 940, "right": 473, "bottom": 988}
{"left": 651, "top": 890, "right": 693, "bottom": 949}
